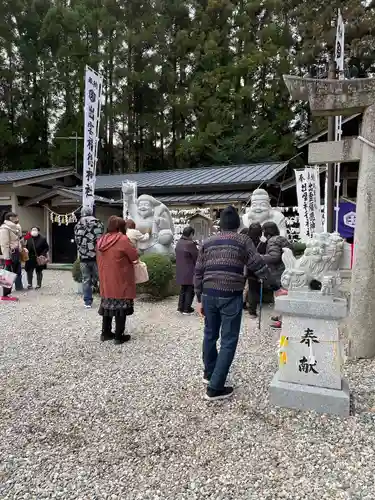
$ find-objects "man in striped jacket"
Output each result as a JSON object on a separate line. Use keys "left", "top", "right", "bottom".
{"left": 194, "top": 205, "right": 281, "bottom": 401}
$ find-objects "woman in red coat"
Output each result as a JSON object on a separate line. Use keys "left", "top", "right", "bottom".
{"left": 97, "top": 216, "right": 138, "bottom": 344}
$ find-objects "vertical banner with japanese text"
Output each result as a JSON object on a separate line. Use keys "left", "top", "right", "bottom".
{"left": 82, "top": 66, "right": 103, "bottom": 210}
{"left": 295, "top": 167, "right": 323, "bottom": 241}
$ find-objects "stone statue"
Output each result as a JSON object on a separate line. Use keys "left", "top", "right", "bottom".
{"left": 242, "top": 188, "right": 287, "bottom": 237}
{"left": 280, "top": 232, "right": 344, "bottom": 294}
{"left": 122, "top": 189, "right": 175, "bottom": 255}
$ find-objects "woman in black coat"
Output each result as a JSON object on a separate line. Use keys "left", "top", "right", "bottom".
{"left": 245, "top": 223, "right": 264, "bottom": 318}
{"left": 175, "top": 226, "right": 199, "bottom": 314}
{"left": 24, "top": 226, "right": 49, "bottom": 289}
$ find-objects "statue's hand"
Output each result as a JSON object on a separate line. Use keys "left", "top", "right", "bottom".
{"left": 122, "top": 185, "right": 134, "bottom": 195}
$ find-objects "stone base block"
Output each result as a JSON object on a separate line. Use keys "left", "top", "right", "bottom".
{"left": 269, "top": 372, "right": 350, "bottom": 417}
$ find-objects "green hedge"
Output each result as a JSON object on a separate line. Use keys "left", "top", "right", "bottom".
{"left": 137, "top": 253, "right": 175, "bottom": 299}
{"left": 292, "top": 241, "right": 306, "bottom": 257}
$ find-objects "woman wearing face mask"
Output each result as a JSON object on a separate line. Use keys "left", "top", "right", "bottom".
{"left": 24, "top": 227, "right": 49, "bottom": 289}
{"left": 0, "top": 212, "right": 23, "bottom": 300}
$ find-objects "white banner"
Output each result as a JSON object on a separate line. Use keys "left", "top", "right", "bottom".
{"left": 335, "top": 9, "right": 345, "bottom": 75}
{"left": 334, "top": 10, "right": 345, "bottom": 231}
{"left": 122, "top": 181, "right": 138, "bottom": 219}
{"left": 295, "top": 167, "right": 323, "bottom": 241}
{"left": 82, "top": 66, "right": 103, "bottom": 210}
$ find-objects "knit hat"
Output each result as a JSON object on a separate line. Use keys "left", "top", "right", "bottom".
{"left": 220, "top": 205, "right": 240, "bottom": 231}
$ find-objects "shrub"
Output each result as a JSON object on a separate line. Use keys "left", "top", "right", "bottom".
{"left": 292, "top": 241, "right": 306, "bottom": 257}
{"left": 138, "top": 253, "right": 174, "bottom": 299}
{"left": 72, "top": 258, "right": 82, "bottom": 283}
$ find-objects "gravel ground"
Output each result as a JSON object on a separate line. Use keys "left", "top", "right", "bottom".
{"left": 1, "top": 270, "right": 375, "bottom": 500}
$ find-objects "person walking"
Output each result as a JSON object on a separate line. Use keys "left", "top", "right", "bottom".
{"left": 175, "top": 226, "right": 199, "bottom": 314}
{"left": 24, "top": 227, "right": 49, "bottom": 289}
{"left": 97, "top": 216, "right": 138, "bottom": 344}
{"left": 74, "top": 207, "right": 104, "bottom": 309}
{"left": 0, "top": 212, "right": 23, "bottom": 300}
{"left": 261, "top": 222, "right": 292, "bottom": 329}
{"left": 194, "top": 206, "right": 282, "bottom": 401}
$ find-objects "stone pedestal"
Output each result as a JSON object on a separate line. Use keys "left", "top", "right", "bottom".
{"left": 269, "top": 291, "right": 350, "bottom": 417}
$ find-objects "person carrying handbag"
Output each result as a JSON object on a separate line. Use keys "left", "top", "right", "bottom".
{"left": 0, "top": 211, "right": 24, "bottom": 300}
{"left": 24, "top": 227, "right": 49, "bottom": 289}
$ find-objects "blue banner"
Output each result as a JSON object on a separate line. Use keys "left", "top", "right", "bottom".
{"left": 338, "top": 202, "right": 356, "bottom": 239}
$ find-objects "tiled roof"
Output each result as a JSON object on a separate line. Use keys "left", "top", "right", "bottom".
{"left": 156, "top": 192, "right": 251, "bottom": 204}
{"left": 95, "top": 162, "right": 289, "bottom": 191}
{"left": 0, "top": 167, "right": 73, "bottom": 184}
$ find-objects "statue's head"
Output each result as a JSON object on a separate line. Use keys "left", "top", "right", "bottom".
{"left": 137, "top": 195, "right": 155, "bottom": 219}
{"left": 249, "top": 189, "right": 271, "bottom": 223}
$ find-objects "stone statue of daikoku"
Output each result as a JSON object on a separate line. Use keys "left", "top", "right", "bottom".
{"left": 242, "top": 188, "right": 287, "bottom": 237}
{"left": 122, "top": 186, "right": 175, "bottom": 256}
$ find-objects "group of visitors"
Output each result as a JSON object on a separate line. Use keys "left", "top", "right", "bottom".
{"left": 1, "top": 203, "right": 288, "bottom": 403}
{"left": 0, "top": 211, "right": 49, "bottom": 300}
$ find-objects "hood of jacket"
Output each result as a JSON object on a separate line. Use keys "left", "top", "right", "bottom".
{"left": 79, "top": 216, "right": 100, "bottom": 227}
{"left": 97, "top": 232, "right": 122, "bottom": 252}
{"left": 1, "top": 220, "right": 21, "bottom": 236}
{"left": 269, "top": 235, "right": 291, "bottom": 249}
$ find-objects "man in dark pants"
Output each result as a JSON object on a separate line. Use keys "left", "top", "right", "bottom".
{"left": 74, "top": 207, "right": 104, "bottom": 309}
{"left": 194, "top": 206, "right": 281, "bottom": 401}
{"left": 175, "top": 226, "right": 199, "bottom": 314}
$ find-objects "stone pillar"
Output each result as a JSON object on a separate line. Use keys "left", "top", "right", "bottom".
{"left": 349, "top": 104, "right": 375, "bottom": 358}
{"left": 269, "top": 291, "right": 350, "bottom": 416}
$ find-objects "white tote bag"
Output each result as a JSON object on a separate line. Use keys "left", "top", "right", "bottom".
{"left": 0, "top": 268, "right": 17, "bottom": 288}
{"left": 134, "top": 260, "right": 149, "bottom": 284}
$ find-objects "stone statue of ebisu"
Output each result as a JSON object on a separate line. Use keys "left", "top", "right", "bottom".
{"left": 122, "top": 186, "right": 175, "bottom": 256}
{"left": 242, "top": 188, "right": 287, "bottom": 237}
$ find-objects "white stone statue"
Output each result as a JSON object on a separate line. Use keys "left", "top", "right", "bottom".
{"left": 242, "top": 188, "right": 287, "bottom": 236}
{"left": 122, "top": 189, "right": 175, "bottom": 255}
{"left": 281, "top": 232, "right": 344, "bottom": 294}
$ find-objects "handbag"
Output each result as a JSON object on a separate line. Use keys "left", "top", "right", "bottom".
{"left": 134, "top": 260, "right": 149, "bottom": 284}
{"left": 31, "top": 238, "right": 49, "bottom": 266}
{"left": 0, "top": 268, "right": 17, "bottom": 288}
{"left": 20, "top": 247, "right": 29, "bottom": 262}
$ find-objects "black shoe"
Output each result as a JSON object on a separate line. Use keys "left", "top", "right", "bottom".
{"left": 27, "top": 284, "right": 33, "bottom": 290}
{"left": 182, "top": 309, "right": 194, "bottom": 315}
{"left": 114, "top": 334, "right": 131, "bottom": 345}
{"left": 203, "top": 372, "right": 211, "bottom": 384}
{"left": 205, "top": 387, "right": 234, "bottom": 401}
{"left": 249, "top": 312, "right": 257, "bottom": 319}
{"left": 100, "top": 333, "right": 114, "bottom": 342}
{"left": 243, "top": 302, "right": 248, "bottom": 310}
{"left": 35, "top": 285, "right": 41, "bottom": 290}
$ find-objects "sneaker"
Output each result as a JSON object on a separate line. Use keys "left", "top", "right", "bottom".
{"left": 114, "top": 334, "right": 131, "bottom": 345}
{"left": 0, "top": 296, "right": 19, "bottom": 302}
{"left": 84, "top": 304, "right": 92, "bottom": 309}
{"left": 182, "top": 310, "right": 194, "bottom": 315}
{"left": 35, "top": 286, "right": 41, "bottom": 290}
{"left": 271, "top": 320, "right": 282, "bottom": 329}
{"left": 205, "top": 387, "right": 234, "bottom": 401}
{"left": 203, "top": 372, "right": 211, "bottom": 384}
{"left": 27, "top": 284, "right": 33, "bottom": 290}
{"left": 100, "top": 333, "right": 115, "bottom": 342}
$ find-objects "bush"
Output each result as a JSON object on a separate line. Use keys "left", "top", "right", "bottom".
{"left": 138, "top": 253, "right": 174, "bottom": 299}
{"left": 72, "top": 258, "right": 82, "bottom": 283}
{"left": 292, "top": 241, "right": 306, "bottom": 257}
